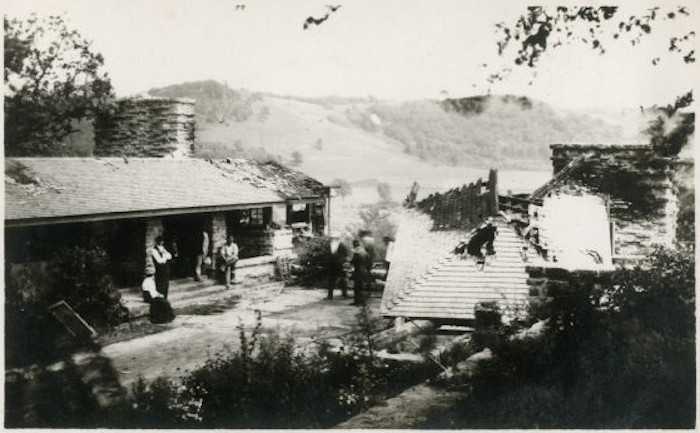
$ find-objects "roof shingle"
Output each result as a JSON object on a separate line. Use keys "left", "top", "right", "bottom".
{"left": 5, "top": 158, "right": 325, "bottom": 224}
{"left": 381, "top": 214, "right": 546, "bottom": 321}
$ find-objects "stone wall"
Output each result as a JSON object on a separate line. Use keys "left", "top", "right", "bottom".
{"left": 5, "top": 350, "right": 127, "bottom": 427}
{"left": 230, "top": 227, "right": 274, "bottom": 259}
{"left": 271, "top": 229, "right": 294, "bottom": 256}
{"left": 141, "top": 218, "right": 163, "bottom": 277}
{"left": 94, "top": 98, "right": 195, "bottom": 158}
{"left": 144, "top": 218, "right": 163, "bottom": 251}
{"left": 525, "top": 266, "right": 612, "bottom": 319}
{"left": 549, "top": 144, "right": 680, "bottom": 260}
{"left": 235, "top": 255, "right": 277, "bottom": 280}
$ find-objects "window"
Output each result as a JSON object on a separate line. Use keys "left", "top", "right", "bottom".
{"left": 249, "top": 208, "right": 263, "bottom": 225}
{"left": 228, "top": 207, "right": 271, "bottom": 228}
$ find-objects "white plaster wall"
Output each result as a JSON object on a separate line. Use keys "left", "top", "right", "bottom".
{"left": 539, "top": 193, "right": 613, "bottom": 269}
{"left": 272, "top": 204, "right": 287, "bottom": 227}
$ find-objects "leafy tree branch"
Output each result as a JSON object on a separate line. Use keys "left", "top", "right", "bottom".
{"left": 4, "top": 14, "right": 115, "bottom": 156}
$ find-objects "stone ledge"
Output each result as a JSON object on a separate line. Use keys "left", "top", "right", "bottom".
{"left": 237, "top": 255, "right": 277, "bottom": 268}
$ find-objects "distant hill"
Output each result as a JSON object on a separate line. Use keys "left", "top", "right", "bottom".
{"left": 148, "top": 80, "right": 267, "bottom": 124}
{"left": 140, "top": 80, "right": 653, "bottom": 197}
{"left": 147, "top": 81, "right": 643, "bottom": 170}
{"left": 344, "top": 95, "right": 628, "bottom": 166}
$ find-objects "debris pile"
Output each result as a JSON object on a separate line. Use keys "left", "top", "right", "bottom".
{"left": 212, "top": 158, "right": 326, "bottom": 199}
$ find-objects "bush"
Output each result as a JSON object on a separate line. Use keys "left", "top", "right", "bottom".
{"left": 295, "top": 235, "right": 333, "bottom": 286}
{"left": 126, "top": 312, "right": 440, "bottom": 428}
{"left": 48, "top": 243, "right": 127, "bottom": 328}
{"left": 5, "top": 243, "right": 126, "bottom": 367}
{"left": 430, "top": 247, "right": 695, "bottom": 429}
{"left": 676, "top": 185, "right": 695, "bottom": 245}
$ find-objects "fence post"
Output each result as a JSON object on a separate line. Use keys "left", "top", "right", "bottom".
{"left": 465, "top": 182, "right": 474, "bottom": 224}
{"left": 489, "top": 169, "right": 499, "bottom": 215}
{"left": 475, "top": 178, "right": 483, "bottom": 220}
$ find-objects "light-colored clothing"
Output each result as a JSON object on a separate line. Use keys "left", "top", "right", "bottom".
{"left": 150, "top": 246, "right": 172, "bottom": 264}
{"left": 141, "top": 276, "right": 162, "bottom": 299}
{"left": 195, "top": 231, "right": 211, "bottom": 280}
{"left": 220, "top": 242, "right": 239, "bottom": 288}
{"left": 201, "top": 231, "right": 210, "bottom": 256}
{"left": 220, "top": 242, "right": 239, "bottom": 264}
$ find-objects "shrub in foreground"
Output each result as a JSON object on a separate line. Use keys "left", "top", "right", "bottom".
{"left": 426, "top": 247, "right": 695, "bottom": 429}
{"left": 127, "top": 312, "right": 440, "bottom": 428}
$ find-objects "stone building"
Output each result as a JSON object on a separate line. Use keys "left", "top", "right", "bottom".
{"left": 533, "top": 143, "right": 682, "bottom": 264}
{"left": 381, "top": 143, "right": 690, "bottom": 324}
{"left": 5, "top": 157, "right": 329, "bottom": 287}
{"left": 5, "top": 97, "right": 330, "bottom": 289}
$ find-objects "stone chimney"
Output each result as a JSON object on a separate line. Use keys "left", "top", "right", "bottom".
{"left": 550, "top": 143, "right": 680, "bottom": 260}
{"left": 94, "top": 97, "right": 195, "bottom": 158}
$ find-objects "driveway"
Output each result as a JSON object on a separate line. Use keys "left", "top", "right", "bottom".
{"left": 102, "top": 284, "right": 384, "bottom": 389}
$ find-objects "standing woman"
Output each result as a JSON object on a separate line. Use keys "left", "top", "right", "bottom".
{"left": 150, "top": 236, "right": 173, "bottom": 299}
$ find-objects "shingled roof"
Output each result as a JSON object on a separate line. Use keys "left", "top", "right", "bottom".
{"left": 5, "top": 158, "right": 326, "bottom": 226}
{"left": 381, "top": 211, "right": 546, "bottom": 322}
{"left": 210, "top": 159, "right": 327, "bottom": 199}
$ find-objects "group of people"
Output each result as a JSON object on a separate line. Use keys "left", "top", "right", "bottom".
{"left": 140, "top": 227, "right": 382, "bottom": 321}
{"left": 327, "top": 231, "right": 377, "bottom": 305}
{"left": 141, "top": 233, "right": 241, "bottom": 323}
{"left": 142, "top": 236, "right": 176, "bottom": 323}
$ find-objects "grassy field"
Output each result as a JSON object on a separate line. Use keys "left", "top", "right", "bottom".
{"left": 195, "top": 95, "right": 552, "bottom": 232}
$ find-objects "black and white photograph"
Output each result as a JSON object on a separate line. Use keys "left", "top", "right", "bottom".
{"left": 3, "top": 0, "right": 696, "bottom": 428}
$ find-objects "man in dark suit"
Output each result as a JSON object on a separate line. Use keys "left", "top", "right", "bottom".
{"left": 327, "top": 232, "right": 351, "bottom": 300}
{"left": 351, "top": 239, "right": 370, "bottom": 305}
{"left": 360, "top": 230, "right": 376, "bottom": 290}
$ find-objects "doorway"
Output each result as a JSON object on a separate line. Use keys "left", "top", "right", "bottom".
{"left": 163, "top": 214, "right": 208, "bottom": 279}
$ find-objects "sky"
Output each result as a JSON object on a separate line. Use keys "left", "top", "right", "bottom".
{"left": 3, "top": 0, "right": 698, "bottom": 110}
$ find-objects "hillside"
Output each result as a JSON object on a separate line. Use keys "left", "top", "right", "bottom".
{"left": 148, "top": 81, "right": 642, "bottom": 170}
{"left": 147, "top": 80, "right": 266, "bottom": 124}
{"left": 142, "top": 81, "right": 655, "bottom": 224}
{"left": 346, "top": 95, "right": 627, "bottom": 166}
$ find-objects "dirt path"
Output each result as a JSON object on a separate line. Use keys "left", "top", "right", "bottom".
{"left": 102, "top": 284, "right": 382, "bottom": 388}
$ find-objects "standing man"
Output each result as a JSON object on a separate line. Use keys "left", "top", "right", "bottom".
{"left": 150, "top": 236, "right": 173, "bottom": 299}
{"left": 220, "top": 235, "right": 239, "bottom": 289}
{"left": 351, "top": 239, "right": 369, "bottom": 306}
{"left": 327, "top": 232, "right": 350, "bottom": 300}
{"left": 194, "top": 230, "right": 210, "bottom": 282}
{"left": 360, "top": 230, "right": 376, "bottom": 290}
